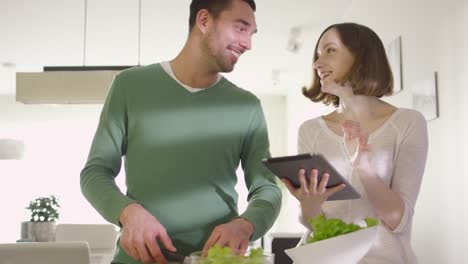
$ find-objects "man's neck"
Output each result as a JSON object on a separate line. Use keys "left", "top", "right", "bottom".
{"left": 170, "top": 43, "right": 220, "bottom": 88}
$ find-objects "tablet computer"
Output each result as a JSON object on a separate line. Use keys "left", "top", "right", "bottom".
{"left": 262, "top": 153, "right": 360, "bottom": 201}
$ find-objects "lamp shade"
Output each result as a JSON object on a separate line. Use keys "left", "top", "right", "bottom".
{"left": 0, "top": 139, "right": 26, "bottom": 159}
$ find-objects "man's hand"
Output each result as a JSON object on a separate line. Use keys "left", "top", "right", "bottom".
{"left": 119, "top": 203, "right": 176, "bottom": 264}
{"left": 202, "top": 218, "right": 254, "bottom": 256}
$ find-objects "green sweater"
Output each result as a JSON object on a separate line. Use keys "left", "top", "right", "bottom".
{"left": 80, "top": 63, "right": 282, "bottom": 263}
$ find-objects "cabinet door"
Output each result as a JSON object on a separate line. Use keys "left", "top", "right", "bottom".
{"left": 85, "top": 0, "right": 139, "bottom": 65}
{"left": 0, "top": 0, "right": 84, "bottom": 67}
{"left": 140, "top": 0, "right": 189, "bottom": 64}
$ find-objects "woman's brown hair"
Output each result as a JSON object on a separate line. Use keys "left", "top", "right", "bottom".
{"left": 303, "top": 23, "right": 393, "bottom": 107}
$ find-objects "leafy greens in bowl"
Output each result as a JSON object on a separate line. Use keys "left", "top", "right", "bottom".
{"left": 307, "top": 214, "right": 379, "bottom": 243}
{"left": 285, "top": 214, "right": 379, "bottom": 264}
{"left": 189, "top": 245, "right": 273, "bottom": 264}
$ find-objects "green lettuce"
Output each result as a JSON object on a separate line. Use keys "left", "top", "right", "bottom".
{"left": 200, "top": 245, "right": 266, "bottom": 264}
{"left": 307, "top": 214, "right": 379, "bottom": 243}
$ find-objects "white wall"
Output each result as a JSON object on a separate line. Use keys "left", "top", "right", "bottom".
{"left": 460, "top": 2, "right": 468, "bottom": 262}
{"left": 0, "top": 96, "right": 120, "bottom": 242}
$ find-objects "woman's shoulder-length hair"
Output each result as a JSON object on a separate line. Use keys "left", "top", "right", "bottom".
{"left": 303, "top": 23, "right": 394, "bottom": 107}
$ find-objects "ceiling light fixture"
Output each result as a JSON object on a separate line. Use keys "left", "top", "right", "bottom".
{"left": 1, "top": 61, "right": 16, "bottom": 68}
{"left": 286, "top": 26, "right": 303, "bottom": 53}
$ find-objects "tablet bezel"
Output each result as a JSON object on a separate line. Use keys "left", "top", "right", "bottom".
{"left": 262, "top": 153, "right": 360, "bottom": 200}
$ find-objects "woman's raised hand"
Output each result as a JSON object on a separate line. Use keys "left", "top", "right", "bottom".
{"left": 342, "top": 120, "right": 361, "bottom": 161}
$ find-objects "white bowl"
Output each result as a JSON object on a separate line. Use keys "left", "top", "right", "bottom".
{"left": 285, "top": 226, "right": 377, "bottom": 264}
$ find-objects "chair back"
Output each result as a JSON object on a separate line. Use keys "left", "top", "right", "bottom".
{"left": 0, "top": 242, "right": 90, "bottom": 264}
{"left": 55, "top": 224, "right": 118, "bottom": 264}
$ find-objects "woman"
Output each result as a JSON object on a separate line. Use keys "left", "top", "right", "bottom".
{"left": 282, "top": 23, "right": 428, "bottom": 263}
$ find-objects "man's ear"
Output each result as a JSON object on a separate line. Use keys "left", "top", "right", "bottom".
{"left": 196, "top": 9, "right": 210, "bottom": 34}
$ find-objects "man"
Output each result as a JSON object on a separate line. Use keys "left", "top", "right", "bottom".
{"left": 80, "top": 0, "right": 282, "bottom": 263}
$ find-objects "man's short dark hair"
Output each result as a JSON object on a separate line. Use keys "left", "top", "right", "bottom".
{"left": 303, "top": 23, "right": 393, "bottom": 107}
{"left": 189, "top": 0, "right": 256, "bottom": 32}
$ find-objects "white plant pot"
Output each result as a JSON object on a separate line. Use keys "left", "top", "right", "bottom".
{"left": 20, "top": 221, "right": 33, "bottom": 240}
{"left": 27, "top": 221, "right": 57, "bottom": 242}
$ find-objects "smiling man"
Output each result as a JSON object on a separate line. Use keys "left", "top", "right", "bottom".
{"left": 80, "top": 1, "right": 282, "bottom": 264}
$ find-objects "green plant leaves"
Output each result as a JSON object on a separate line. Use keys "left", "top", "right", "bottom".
{"left": 25, "top": 195, "right": 60, "bottom": 222}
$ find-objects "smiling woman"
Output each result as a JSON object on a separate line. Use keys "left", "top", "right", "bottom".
{"left": 282, "top": 22, "right": 428, "bottom": 264}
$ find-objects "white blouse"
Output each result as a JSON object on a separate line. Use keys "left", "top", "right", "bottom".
{"left": 298, "top": 108, "right": 428, "bottom": 264}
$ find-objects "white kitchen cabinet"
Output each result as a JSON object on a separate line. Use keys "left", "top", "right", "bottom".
{"left": 84, "top": 0, "right": 139, "bottom": 66}
{"left": 0, "top": 0, "right": 84, "bottom": 67}
{"left": 139, "top": 0, "right": 190, "bottom": 64}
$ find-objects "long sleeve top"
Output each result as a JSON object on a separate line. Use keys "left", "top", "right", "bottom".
{"left": 298, "top": 108, "right": 428, "bottom": 264}
{"left": 80, "top": 63, "right": 282, "bottom": 263}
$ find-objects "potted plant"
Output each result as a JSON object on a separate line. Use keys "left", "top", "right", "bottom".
{"left": 21, "top": 195, "right": 60, "bottom": 242}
